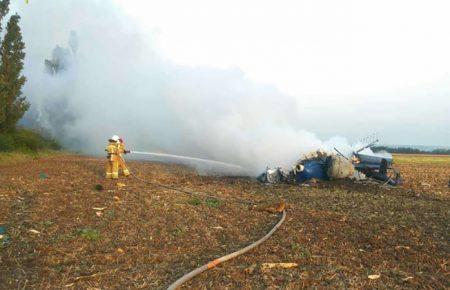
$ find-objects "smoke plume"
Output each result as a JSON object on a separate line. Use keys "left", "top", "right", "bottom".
{"left": 16, "top": 0, "right": 356, "bottom": 174}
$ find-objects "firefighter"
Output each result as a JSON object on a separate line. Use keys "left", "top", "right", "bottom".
{"left": 105, "top": 135, "right": 120, "bottom": 179}
{"left": 117, "top": 137, "right": 131, "bottom": 177}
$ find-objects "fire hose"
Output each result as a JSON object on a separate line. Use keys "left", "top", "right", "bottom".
{"left": 125, "top": 156, "right": 287, "bottom": 289}
{"left": 167, "top": 210, "right": 286, "bottom": 290}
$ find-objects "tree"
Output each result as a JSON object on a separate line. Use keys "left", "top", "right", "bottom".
{"left": 0, "top": 0, "right": 9, "bottom": 130}
{"left": 0, "top": 0, "right": 8, "bottom": 20}
{"left": 0, "top": 0, "right": 28, "bottom": 133}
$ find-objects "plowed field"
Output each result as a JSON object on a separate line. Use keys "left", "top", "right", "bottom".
{"left": 0, "top": 154, "right": 448, "bottom": 289}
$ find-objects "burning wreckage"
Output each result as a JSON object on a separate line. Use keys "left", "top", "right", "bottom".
{"left": 258, "top": 141, "right": 402, "bottom": 186}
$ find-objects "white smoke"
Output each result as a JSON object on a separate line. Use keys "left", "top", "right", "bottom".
{"left": 15, "top": 0, "right": 359, "bottom": 174}
{"left": 360, "top": 148, "right": 393, "bottom": 160}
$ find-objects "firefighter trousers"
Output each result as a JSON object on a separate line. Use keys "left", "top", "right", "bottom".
{"left": 118, "top": 155, "right": 130, "bottom": 177}
{"left": 106, "top": 159, "right": 119, "bottom": 179}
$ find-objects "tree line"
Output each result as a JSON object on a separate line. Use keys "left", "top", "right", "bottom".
{"left": 373, "top": 146, "right": 450, "bottom": 155}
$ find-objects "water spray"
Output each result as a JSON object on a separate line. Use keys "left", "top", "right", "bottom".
{"left": 130, "top": 151, "right": 251, "bottom": 175}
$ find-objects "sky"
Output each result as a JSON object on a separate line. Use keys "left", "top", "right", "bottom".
{"left": 114, "top": 0, "right": 450, "bottom": 146}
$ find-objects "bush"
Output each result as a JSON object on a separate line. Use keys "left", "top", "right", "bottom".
{"left": 0, "top": 128, "right": 60, "bottom": 152}
{"left": 0, "top": 134, "right": 15, "bottom": 151}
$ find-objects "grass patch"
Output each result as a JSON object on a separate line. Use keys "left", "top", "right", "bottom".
{"left": 0, "top": 151, "right": 30, "bottom": 165}
{"left": 51, "top": 232, "right": 76, "bottom": 243}
{"left": 76, "top": 228, "right": 101, "bottom": 241}
{"left": 188, "top": 197, "right": 202, "bottom": 206}
{"left": 0, "top": 150, "right": 61, "bottom": 165}
{"left": 291, "top": 242, "right": 301, "bottom": 251}
{"left": 172, "top": 227, "right": 184, "bottom": 237}
{"left": 40, "top": 220, "right": 54, "bottom": 227}
{"left": 300, "top": 247, "right": 312, "bottom": 260}
{"left": 205, "top": 198, "right": 221, "bottom": 208}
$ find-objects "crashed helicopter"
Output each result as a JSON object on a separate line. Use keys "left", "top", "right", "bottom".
{"left": 257, "top": 140, "right": 402, "bottom": 186}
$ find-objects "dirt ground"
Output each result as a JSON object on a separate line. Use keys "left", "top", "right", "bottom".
{"left": 0, "top": 154, "right": 449, "bottom": 289}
